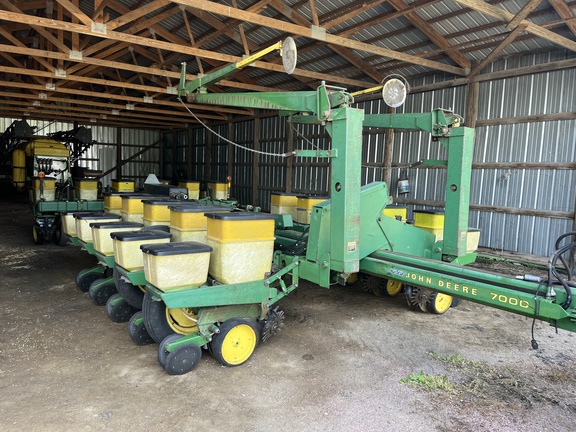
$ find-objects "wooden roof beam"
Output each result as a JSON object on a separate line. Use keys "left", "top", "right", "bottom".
{"left": 506, "top": 0, "right": 542, "bottom": 29}
{"left": 387, "top": 0, "right": 471, "bottom": 69}
{"left": 548, "top": 0, "right": 576, "bottom": 37}
{"left": 453, "top": 0, "right": 576, "bottom": 52}
{"left": 467, "top": 25, "right": 527, "bottom": 78}
{"left": 54, "top": 0, "right": 93, "bottom": 27}
{"left": 174, "top": 0, "right": 465, "bottom": 75}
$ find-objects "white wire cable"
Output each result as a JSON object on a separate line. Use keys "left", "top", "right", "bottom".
{"left": 291, "top": 122, "right": 320, "bottom": 150}
{"left": 179, "top": 98, "right": 294, "bottom": 158}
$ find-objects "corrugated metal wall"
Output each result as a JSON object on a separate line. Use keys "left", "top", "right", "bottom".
{"left": 0, "top": 118, "right": 161, "bottom": 190}
{"left": 356, "top": 50, "right": 576, "bottom": 257}
{"left": 161, "top": 51, "right": 574, "bottom": 257}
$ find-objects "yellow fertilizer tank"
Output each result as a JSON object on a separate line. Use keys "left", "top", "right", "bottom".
{"left": 169, "top": 205, "right": 231, "bottom": 243}
{"left": 207, "top": 182, "right": 228, "bottom": 200}
{"left": 75, "top": 178, "right": 98, "bottom": 200}
{"left": 111, "top": 229, "right": 172, "bottom": 271}
{"left": 178, "top": 181, "right": 200, "bottom": 200}
{"left": 270, "top": 193, "right": 299, "bottom": 221}
{"left": 74, "top": 213, "right": 122, "bottom": 243}
{"left": 91, "top": 221, "right": 144, "bottom": 256}
{"left": 141, "top": 242, "right": 212, "bottom": 291}
{"left": 467, "top": 228, "right": 481, "bottom": 253}
{"left": 31, "top": 177, "right": 56, "bottom": 202}
{"left": 112, "top": 178, "right": 135, "bottom": 192}
{"left": 205, "top": 212, "right": 276, "bottom": 284}
{"left": 12, "top": 149, "right": 26, "bottom": 191}
{"left": 296, "top": 195, "right": 328, "bottom": 224}
{"left": 414, "top": 209, "right": 445, "bottom": 241}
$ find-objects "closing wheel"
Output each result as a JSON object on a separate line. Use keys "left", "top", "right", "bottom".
{"left": 114, "top": 267, "right": 145, "bottom": 309}
{"left": 142, "top": 290, "right": 199, "bottom": 344}
{"left": 158, "top": 334, "right": 183, "bottom": 368}
{"left": 451, "top": 297, "right": 463, "bottom": 308}
{"left": 426, "top": 292, "right": 453, "bottom": 314}
{"left": 76, "top": 268, "right": 103, "bottom": 292}
{"left": 89, "top": 278, "right": 117, "bottom": 306}
{"left": 210, "top": 318, "right": 260, "bottom": 367}
{"left": 164, "top": 343, "right": 202, "bottom": 375}
{"left": 128, "top": 311, "right": 154, "bottom": 345}
{"left": 359, "top": 274, "right": 385, "bottom": 296}
{"left": 405, "top": 285, "right": 424, "bottom": 310}
{"left": 106, "top": 293, "right": 139, "bottom": 323}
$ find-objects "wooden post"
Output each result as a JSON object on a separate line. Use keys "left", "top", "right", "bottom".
{"left": 466, "top": 80, "right": 480, "bottom": 128}
{"left": 252, "top": 117, "right": 260, "bottom": 205}
{"left": 383, "top": 106, "right": 395, "bottom": 188}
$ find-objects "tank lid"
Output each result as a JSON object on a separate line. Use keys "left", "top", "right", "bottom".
{"left": 204, "top": 212, "right": 276, "bottom": 221}
{"left": 414, "top": 209, "right": 445, "bottom": 215}
{"left": 169, "top": 205, "right": 230, "bottom": 213}
{"left": 74, "top": 213, "right": 122, "bottom": 220}
{"left": 140, "top": 241, "right": 212, "bottom": 256}
{"left": 110, "top": 230, "right": 172, "bottom": 241}
{"left": 90, "top": 221, "right": 143, "bottom": 229}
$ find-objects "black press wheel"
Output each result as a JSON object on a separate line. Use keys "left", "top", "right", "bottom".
{"left": 210, "top": 318, "right": 260, "bottom": 367}
{"left": 114, "top": 267, "right": 145, "bottom": 309}
{"left": 158, "top": 333, "right": 185, "bottom": 368}
{"left": 128, "top": 311, "right": 154, "bottom": 345}
{"left": 76, "top": 268, "right": 103, "bottom": 292}
{"left": 142, "top": 290, "right": 199, "bottom": 344}
{"left": 164, "top": 343, "right": 202, "bottom": 375}
{"left": 89, "top": 278, "right": 117, "bottom": 306}
{"left": 106, "top": 293, "right": 139, "bottom": 323}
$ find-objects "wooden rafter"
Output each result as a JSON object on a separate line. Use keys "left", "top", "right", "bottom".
{"left": 506, "top": 0, "right": 542, "bottom": 29}
{"left": 453, "top": 0, "right": 576, "bottom": 52}
{"left": 548, "top": 0, "right": 576, "bottom": 37}
{"left": 386, "top": 0, "right": 471, "bottom": 69}
{"left": 174, "top": 0, "right": 465, "bottom": 75}
{"left": 467, "top": 25, "right": 528, "bottom": 78}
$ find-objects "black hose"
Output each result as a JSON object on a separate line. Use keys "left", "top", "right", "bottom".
{"left": 554, "top": 231, "right": 576, "bottom": 281}
{"left": 547, "top": 240, "right": 576, "bottom": 309}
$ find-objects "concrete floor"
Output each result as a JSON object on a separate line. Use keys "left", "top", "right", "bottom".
{"left": 1, "top": 191, "right": 575, "bottom": 432}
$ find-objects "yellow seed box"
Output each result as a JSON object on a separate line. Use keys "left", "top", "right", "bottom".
{"left": 142, "top": 242, "right": 212, "bottom": 290}
{"left": 413, "top": 209, "right": 445, "bottom": 229}
{"left": 111, "top": 230, "right": 172, "bottom": 271}
{"left": 112, "top": 178, "right": 135, "bottom": 192}
{"left": 74, "top": 213, "right": 122, "bottom": 243}
{"left": 91, "top": 221, "right": 143, "bottom": 256}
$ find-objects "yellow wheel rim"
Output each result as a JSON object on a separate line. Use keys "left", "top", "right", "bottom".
{"left": 386, "top": 280, "right": 403, "bottom": 296}
{"left": 165, "top": 307, "right": 198, "bottom": 335}
{"left": 32, "top": 226, "right": 38, "bottom": 242}
{"left": 221, "top": 323, "right": 257, "bottom": 366}
{"left": 433, "top": 293, "right": 453, "bottom": 314}
{"left": 137, "top": 285, "right": 146, "bottom": 293}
